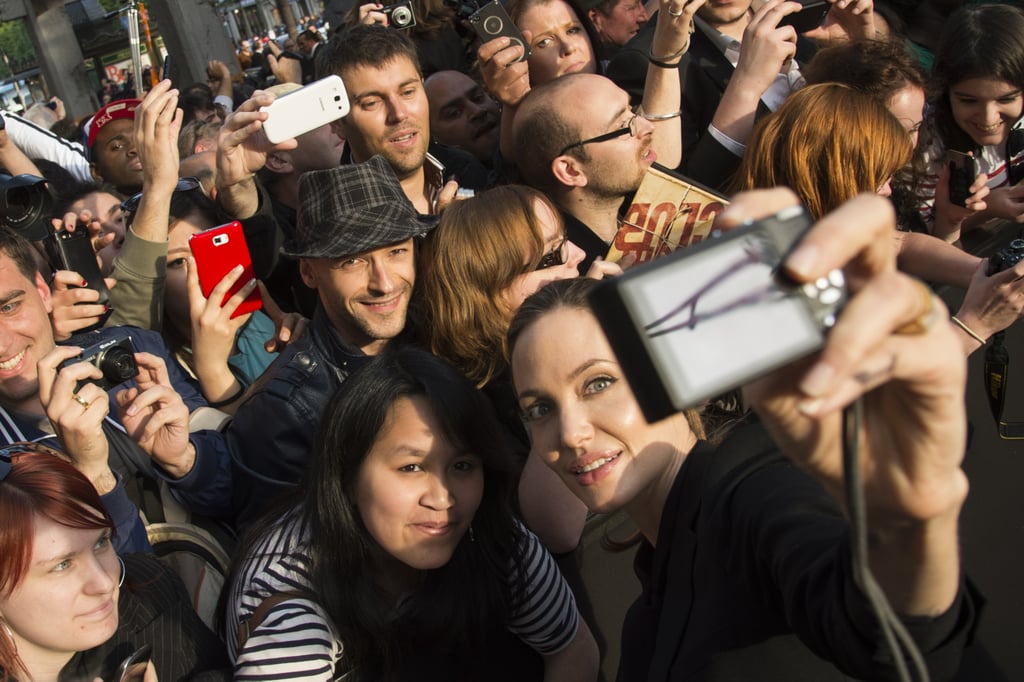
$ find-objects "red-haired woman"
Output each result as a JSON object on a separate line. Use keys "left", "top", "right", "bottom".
{"left": 0, "top": 445, "right": 229, "bottom": 681}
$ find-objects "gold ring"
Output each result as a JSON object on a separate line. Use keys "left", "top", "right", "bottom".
{"left": 895, "top": 279, "right": 938, "bottom": 336}
{"left": 668, "top": 6, "right": 684, "bottom": 16}
{"left": 72, "top": 393, "right": 91, "bottom": 409}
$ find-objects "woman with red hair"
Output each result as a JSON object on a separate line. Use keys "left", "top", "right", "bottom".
{"left": 0, "top": 444, "right": 228, "bottom": 681}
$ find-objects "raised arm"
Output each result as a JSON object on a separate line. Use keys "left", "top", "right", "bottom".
{"left": 738, "top": 189, "right": 966, "bottom": 619}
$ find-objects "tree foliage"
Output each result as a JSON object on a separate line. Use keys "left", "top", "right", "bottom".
{"left": 0, "top": 19, "right": 36, "bottom": 78}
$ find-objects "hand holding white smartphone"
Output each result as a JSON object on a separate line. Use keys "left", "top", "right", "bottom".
{"left": 259, "top": 75, "right": 350, "bottom": 144}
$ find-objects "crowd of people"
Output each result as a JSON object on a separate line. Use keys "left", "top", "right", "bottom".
{"left": 0, "top": 0, "right": 1021, "bottom": 679}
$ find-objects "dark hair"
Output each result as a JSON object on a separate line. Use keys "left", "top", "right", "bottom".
{"left": 803, "top": 38, "right": 925, "bottom": 104}
{"left": 315, "top": 24, "right": 423, "bottom": 82}
{"left": 0, "top": 449, "right": 114, "bottom": 678}
{"left": 303, "top": 346, "right": 522, "bottom": 679}
{"left": 0, "top": 226, "right": 42, "bottom": 282}
{"left": 929, "top": 4, "right": 1024, "bottom": 152}
{"left": 179, "top": 83, "right": 219, "bottom": 126}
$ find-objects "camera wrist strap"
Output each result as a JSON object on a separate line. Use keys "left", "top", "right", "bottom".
{"left": 843, "top": 399, "right": 928, "bottom": 682}
{"left": 983, "top": 332, "right": 1024, "bottom": 438}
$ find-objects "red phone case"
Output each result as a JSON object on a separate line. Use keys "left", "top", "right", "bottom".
{"left": 188, "top": 221, "right": 263, "bottom": 318}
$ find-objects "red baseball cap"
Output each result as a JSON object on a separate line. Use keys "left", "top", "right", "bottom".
{"left": 85, "top": 98, "right": 141, "bottom": 150}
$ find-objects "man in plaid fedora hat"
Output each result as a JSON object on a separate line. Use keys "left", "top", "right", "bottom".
{"left": 225, "top": 155, "right": 437, "bottom": 525}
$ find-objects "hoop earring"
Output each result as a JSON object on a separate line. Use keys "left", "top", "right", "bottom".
{"left": 118, "top": 556, "right": 126, "bottom": 588}
{"left": 0, "top": 618, "right": 16, "bottom": 655}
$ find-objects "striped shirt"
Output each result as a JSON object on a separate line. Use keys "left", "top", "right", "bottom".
{"left": 227, "top": 512, "right": 578, "bottom": 680}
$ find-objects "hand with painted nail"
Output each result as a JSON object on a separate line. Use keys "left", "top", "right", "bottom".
{"left": 49, "top": 269, "right": 117, "bottom": 341}
{"left": 734, "top": 189, "right": 968, "bottom": 541}
{"left": 186, "top": 256, "right": 254, "bottom": 413}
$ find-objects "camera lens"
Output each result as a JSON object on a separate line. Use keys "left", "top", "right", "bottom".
{"left": 100, "top": 348, "right": 139, "bottom": 384}
{"left": 393, "top": 6, "right": 412, "bottom": 25}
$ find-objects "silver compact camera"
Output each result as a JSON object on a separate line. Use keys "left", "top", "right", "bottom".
{"left": 382, "top": 1, "right": 416, "bottom": 28}
{"left": 589, "top": 205, "right": 846, "bottom": 422}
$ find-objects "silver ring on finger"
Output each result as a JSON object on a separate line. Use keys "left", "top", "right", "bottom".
{"left": 668, "top": 6, "right": 684, "bottom": 16}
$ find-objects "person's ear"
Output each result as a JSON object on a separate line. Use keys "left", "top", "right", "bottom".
{"left": 89, "top": 162, "right": 104, "bottom": 185}
{"left": 551, "top": 154, "right": 588, "bottom": 188}
{"left": 34, "top": 271, "right": 52, "bottom": 314}
{"left": 298, "top": 259, "right": 318, "bottom": 289}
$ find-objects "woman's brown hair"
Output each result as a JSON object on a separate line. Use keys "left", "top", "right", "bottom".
{"left": 417, "top": 185, "right": 552, "bottom": 387}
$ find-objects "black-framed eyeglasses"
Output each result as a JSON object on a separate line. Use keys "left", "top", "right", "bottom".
{"left": 534, "top": 236, "right": 568, "bottom": 271}
{"left": 559, "top": 106, "right": 645, "bottom": 157}
{"left": 0, "top": 441, "right": 64, "bottom": 482}
{"left": 119, "top": 176, "right": 203, "bottom": 228}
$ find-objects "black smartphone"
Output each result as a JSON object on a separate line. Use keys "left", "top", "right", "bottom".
{"left": 778, "top": 0, "right": 829, "bottom": 33}
{"left": 117, "top": 644, "right": 152, "bottom": 682}
{"left": 948, "top": 149, "right": 977, "bottom": 208}
{"left": 589, "top": 205, "right": 846, "bottom": 422}
{"left": 161, "top": 55, "right": 172, "bottom": 81}
{"left": 469, "top": 1, "right": 531, "bottom": 62}
{"left": 45, "top": 228, "right": 113, "bottom": 332}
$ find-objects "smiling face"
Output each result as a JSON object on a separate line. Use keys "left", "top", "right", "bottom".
{"left": 425, "top": 71, "right": 501, "bottom": 164}
{"left": 511, "top": 306, "right": 693, "bottom": 518}
{"left": 335, "top": 56, "right": 430, "bottom": 180}
{"left": 355, "top": 395, "right": 484, "bottom": 585}
{"left": 0, "top": 252, "right": 54, "bottom": 413}
{"left": 502, "top": 198, "right": 584, "bottom": 313}
{"left": 0, "top": 517, "right": 119, "bottom": 671}
{"left": 519, "top": 0, "right": 597, "bottom": 85}
{"left": 950, "top": 76, "right": 1023, "bottom": 148}
{"left": 300, "top": 239, "right": 416, "bottom": 355}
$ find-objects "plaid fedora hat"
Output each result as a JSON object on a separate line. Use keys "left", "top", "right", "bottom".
{"left": 283, "top": 155, "right": 438, "bottom": 259}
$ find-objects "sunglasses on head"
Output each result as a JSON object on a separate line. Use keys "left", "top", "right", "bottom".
{"left": 119, "top": 176, "right": 203, "bottom": 228}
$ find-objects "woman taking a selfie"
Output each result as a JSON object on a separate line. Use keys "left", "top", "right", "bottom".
{"left": 508, "top": 190, "right": 979, "bottom": 680}
{"left": 0, "top": 445, "right": 228, "bottom": 681}
{"left": 227, "top": 348, "right": 597, "bottom": 681}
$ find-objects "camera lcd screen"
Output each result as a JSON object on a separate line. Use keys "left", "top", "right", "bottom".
{"left": 591, "top": 206, "right": 843, "bottom": 420}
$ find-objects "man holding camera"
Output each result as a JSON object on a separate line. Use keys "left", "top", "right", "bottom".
{"left": 0, "top": 227, "right": 233, "bottom": 546}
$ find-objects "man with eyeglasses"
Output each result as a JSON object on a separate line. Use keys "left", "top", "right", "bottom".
{"left": 515, "top": 72, "right": 665, "bottom": 272}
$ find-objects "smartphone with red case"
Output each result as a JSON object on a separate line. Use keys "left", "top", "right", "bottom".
{"left": 188, "top": 221, "right": 262, "bottom": 318}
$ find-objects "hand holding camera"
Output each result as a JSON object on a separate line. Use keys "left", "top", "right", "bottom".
{"left": 37, "top": 343, "right": 119, "bottom": 493}
{"left": 732, "top": 191, "right": 967, "bottom": 529}
{"left": 115, "top": 351, "right": 195, "bottom": 480}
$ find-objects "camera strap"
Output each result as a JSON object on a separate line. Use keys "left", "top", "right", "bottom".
{"left": 983, "top": 332, "right": 1024, "bottom": 439}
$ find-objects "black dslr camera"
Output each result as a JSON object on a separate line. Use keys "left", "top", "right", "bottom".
{"left": 0, "top": 173, "right": 56, "bottom": 241}
{"left": 988, "top": 239, "right": 1024, "bottom": 275}
{"left": 382, "top": 1, "right": 416, "bottom": 28}
{"left": 60, "top": 330, "right": 139, "bottom": 391}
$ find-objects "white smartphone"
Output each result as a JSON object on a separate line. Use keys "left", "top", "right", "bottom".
{"left": 260, "top": 75, "right": 350, "bottom": 144}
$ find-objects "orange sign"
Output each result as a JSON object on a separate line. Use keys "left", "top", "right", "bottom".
{"left": 608, "top": 166, "right": 729, "bottom": 264}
